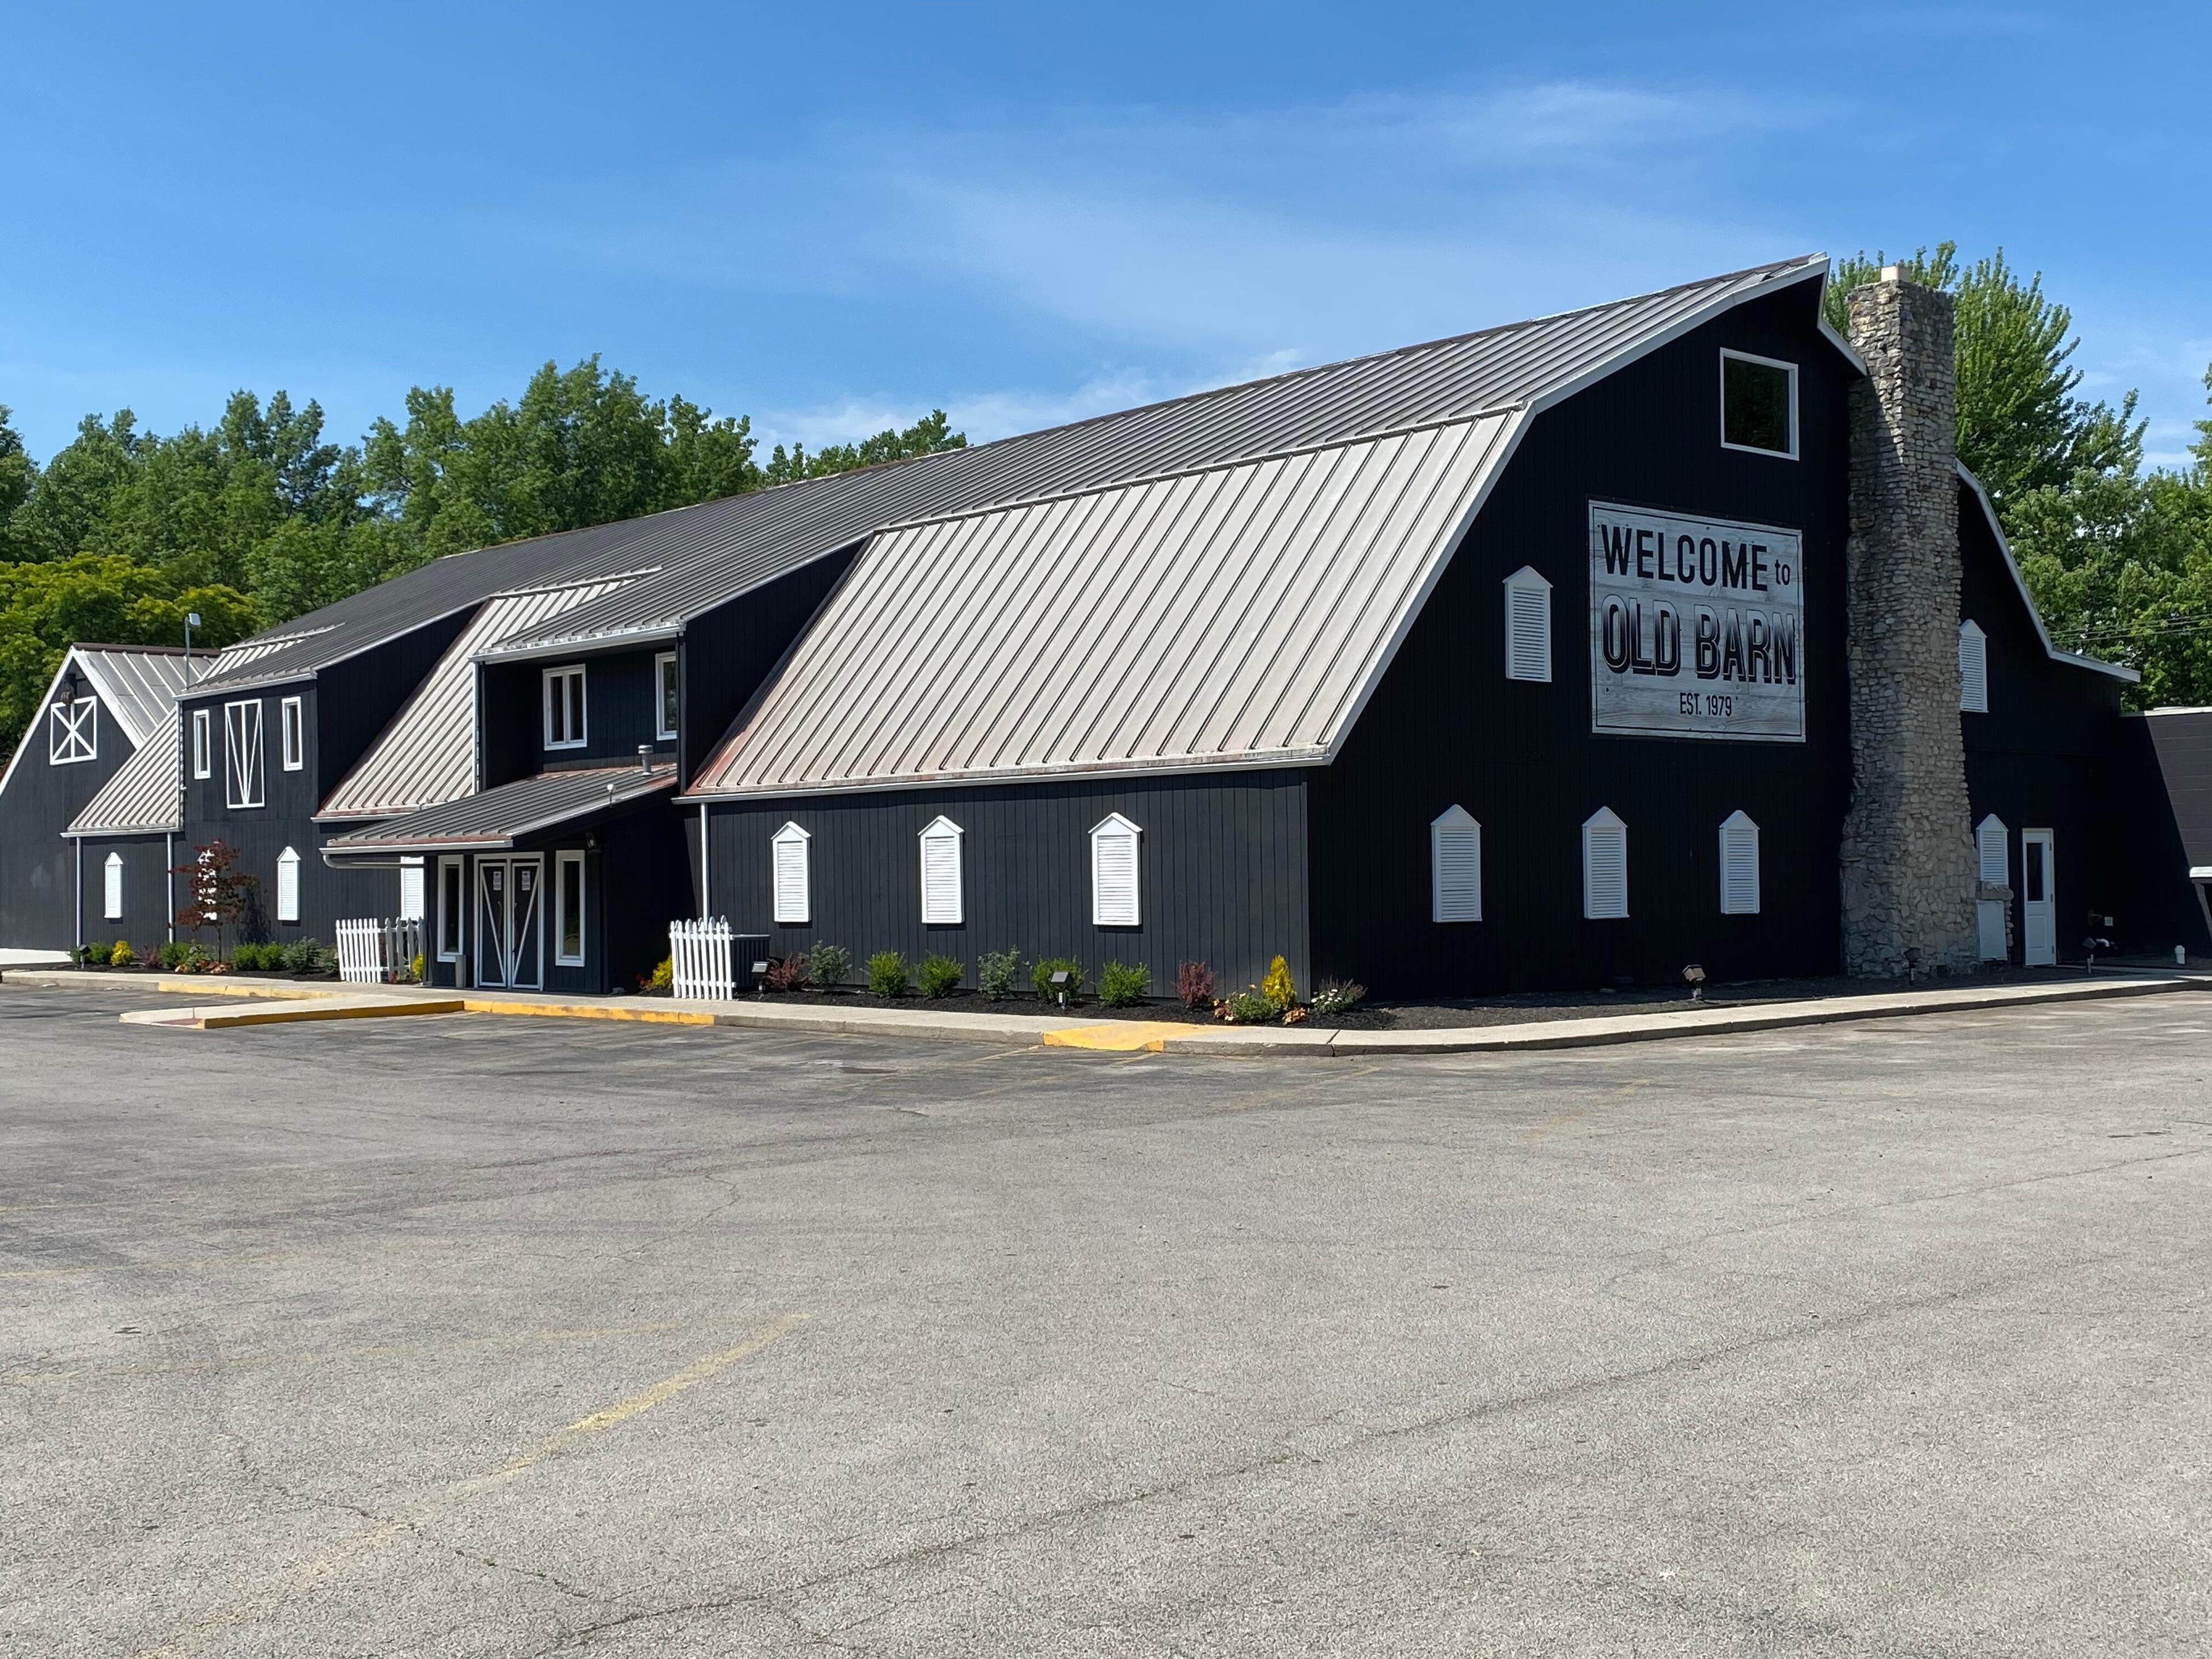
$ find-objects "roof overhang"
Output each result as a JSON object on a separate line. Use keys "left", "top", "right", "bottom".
{"left": 324, "top": 770, "right": 677, "bottom": 858}
{"left": 475, "top": 623, "right": 682, "bottom": 665}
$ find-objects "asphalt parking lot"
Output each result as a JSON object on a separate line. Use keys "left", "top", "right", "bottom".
{"left": 4, "top": 985, "right": 2209, "bottom": 1657}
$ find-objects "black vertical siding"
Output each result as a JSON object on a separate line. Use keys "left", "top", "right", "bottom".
{"left": 1957, "top": 486, "right": 2129, "bottom": 960}
{"left": 72, "top": 834, "right": 177, "bottom": 952}
{"left": 706, "top": 773, "right": 1309, "bottom": 997}
{"left": 2102, "top": 713, "right": 2212, "bottom": 955}
{"left": 679, "top": 548, "right": 860, "bottom": 785}
{"left": 315, "top": 611, "right": 475, "bottom": 799}
{"left": 480, "top": 648, "right": 669, "bottom": 785}
{"left": 0, "top": 695, "right": 141, "bottom": 949}
{"left": 1310, "top": 282, "right": 1855, "bottom": 995}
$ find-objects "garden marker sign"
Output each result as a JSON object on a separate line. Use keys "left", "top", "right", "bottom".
{"left": 1588, "top": 501, "right": 1805, "bottom": 742}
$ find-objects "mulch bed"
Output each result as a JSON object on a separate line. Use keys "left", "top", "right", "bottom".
{"left": 715, "top": 962, "right": 2117, "bottom": 1030}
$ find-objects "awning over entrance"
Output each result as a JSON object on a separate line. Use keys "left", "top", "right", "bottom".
{"left": 324, "top": 766, "right": 676, "bottom": 858}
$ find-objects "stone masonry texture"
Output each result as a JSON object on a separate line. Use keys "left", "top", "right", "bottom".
{"left": 1840, "top": 274, "right": 1979, "bottom": 976}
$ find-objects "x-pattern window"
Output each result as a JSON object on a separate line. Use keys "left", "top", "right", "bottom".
{"left": 49, "top": 697, "right": 97, "bottom": 764}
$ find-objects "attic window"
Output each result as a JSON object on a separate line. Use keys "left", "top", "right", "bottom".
{"left": 1959, "top": 620, "right": 1988, "bottom": 713}
{"left": 49, "top": 696, "right": 97, "bottom": 765}
{"left": 1721, "top": 350, "right": 1797, "bottom": 457}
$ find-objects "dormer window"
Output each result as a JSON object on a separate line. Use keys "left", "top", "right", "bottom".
{"left": 1721, "top": 350, "right": 1797, "bottom": 458}
{"left": 543, "top": 665, "right": 587, "bottom": 750}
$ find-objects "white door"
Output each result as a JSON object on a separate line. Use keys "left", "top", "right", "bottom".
{"left": 1976, "top": 900, "right": 2006, "bottom": 962}
{"left": 2021, "top": 830, "right": 2056, "bottom": 967}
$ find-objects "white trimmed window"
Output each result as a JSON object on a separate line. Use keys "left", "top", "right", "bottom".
{"left": 224, "top": 700, "right": 265, "bottom": 809}
{"left": 655, "top": 652, "right": 679, "bottom": 742}
{"left": 275, "top": 846, "right": 301, "bottom": 923}
{"left": 1090, "top": 813, "right": 1142, "bottom": 927}
{"left": 1430, "top": 805, "right": 1482, "bottom": 922}
{"left": 191, "top": 709, "right": 211, "bottom": 779}
{"left": 1977, "top": 815, "right": 2009, "bottom": 886}
{"left": 103, "top": 851, "right": 123, "bottom": 921}
{"left": 50, "top": 697, "right": 97, "bottom": 764}
{"left": 437, "top": 858, "right": 464, "bottom": 960}
{"left": 399, "top": 857, "right": 426, "bottom": 922}
{"left": 1718, "top": 810, "right": 1760, "bottom": 915}
{"left": 1582, "top": 807, "right": 1628, "bottom": 920}
{"left": 555, "top": 851, "right": 585, "bottom": 965}
{"left": 1959, "top": 620, "right": 1988, "bottom": 713}
{"left": 280, "top": 695, "right": 304, "bottom": 770}
{"left": 543, "top": 665, "right": 587, "bottom": 749}
{"left": 1720, "top": 349, "right": 1798, "bottom": 458}
{"left": 1503, "top": 567, "right": 1552, "bottom": 683}
{"left": 919, "top": 816, "right": 963, "bottom": 926}
{"left": 772, "top": 821, "right": 811, "bottom": 925}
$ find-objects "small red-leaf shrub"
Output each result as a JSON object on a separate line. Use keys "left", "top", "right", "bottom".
{"left": 763, "top": 955, "right": 812, "bottom": 992}
{"left": 1176, "top": 960, "right": 1215, "bottom": 1010}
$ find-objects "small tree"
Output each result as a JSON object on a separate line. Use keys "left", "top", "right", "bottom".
{"left": 172, "top": 840, "right": 256, "bottom": 964}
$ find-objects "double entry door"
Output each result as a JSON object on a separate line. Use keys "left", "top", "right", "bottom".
{"left": 476, "top": 856, "right": 544, "bottom": 989}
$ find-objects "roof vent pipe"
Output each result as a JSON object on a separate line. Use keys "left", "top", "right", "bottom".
{"left": 638, "top": 744, "right": 652, "bottom": 774}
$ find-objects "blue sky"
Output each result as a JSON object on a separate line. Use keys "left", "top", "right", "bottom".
{"left": 4, "top": 2, "right": 2207, "bottom": 470}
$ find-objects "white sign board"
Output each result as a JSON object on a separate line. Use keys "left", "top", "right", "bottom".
{"left": 1588, "top": 501, "right": 1805, "bottom": 742}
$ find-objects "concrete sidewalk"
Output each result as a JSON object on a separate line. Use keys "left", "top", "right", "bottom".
{"left": 5, "top": 963, "right": 2205, "bottom": 1054}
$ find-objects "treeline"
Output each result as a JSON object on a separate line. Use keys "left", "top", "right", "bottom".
{"left": 1825, "top": 247, "right": 2212, "bottom": 708}
{"left": 0, "top": 358, "right": 962, "bottom": 750}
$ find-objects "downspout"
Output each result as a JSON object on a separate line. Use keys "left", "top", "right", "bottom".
{"left": 166, "top": 832, "right": 175, "bottom": 945}
{"left": 74, "top": 838, "right": 82, "bottom": 959}
{"left": 699, "top": 801, "right": 711, "bottom": 920}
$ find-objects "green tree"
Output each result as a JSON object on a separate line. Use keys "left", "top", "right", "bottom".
{"left": 0, "top": 409, "right": 34, "bottom": 558}
{"left": 761, "top": 408, "right": 965, "bottom": 487}
{"left": 1825, "top": 245, "right": 2141, "bottom": 509}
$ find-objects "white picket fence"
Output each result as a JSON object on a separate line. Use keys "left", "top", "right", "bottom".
{"left": 669, "top": 916, "right": 734, "bottom": 1000}
{"left": 336, "top": 917, "right": 425, "bottom": 986}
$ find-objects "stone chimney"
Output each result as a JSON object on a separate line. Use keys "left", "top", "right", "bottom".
{"left": 1839, "top": 268, "right": 1979, "bottom": 977}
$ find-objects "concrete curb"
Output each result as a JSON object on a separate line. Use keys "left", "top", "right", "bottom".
{"left": 119, "top": 995, "right": 468, "bottom": 1029}
{"left": 10, "top": 965, "right": 2206, "bottom": 1055}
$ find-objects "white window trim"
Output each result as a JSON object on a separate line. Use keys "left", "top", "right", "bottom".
{"left": 1430, "top": 805, "right": 1482, "bottom": 923}
{"left": 918, "top": 815, "right": 964, "bottom": 927}
{"left": 554, "top": 850, "right": 586, "bottom": 966}
{"left": 436, "top": 856, "right": 465, "bottom": 961}
{"left": 1718, "top": 347, "right": 1800, "bottom": 460}
{"left": 103, "top": 850, "right": 123, "bottom": 922}
{"left": 280, "top": 695, "right": 304, "bottom": 770}
{"left": 275, "top": 846, "right": 301, "bottom": 924}
{"left": 1582, "top": 806, "right": 1629, "bottom": 921}
{"left": 49, "top": 696, "right": 97, "bottom": 765}
{"left": 1959, "top": 619, "right": 1988, "bottom": 714}
{"left": 543, "top": 664, "right": 588, "bottom": 751}
{"left": 1718, "top": 810, "right": 1760, "bottom": 915}
{"left": 654, "top": 652, "right": 679, "bottom": 743}
{"left": 224, "top": 700, "right": 265, "bottom": 809}
{"left": 1503, "top": 566, "right": 1552, "bottom": 684}
{"left": 1976, "top": 814, "right": 2009, "bottom": 887}
{"left": 772, "top": 821, "right": 812, "bottom": 926}
{"left": 191, "top": 709, "right": 212, "bottom": 779}
{"left": 1090, "top": 812, "right": 1142, "bottom": 928}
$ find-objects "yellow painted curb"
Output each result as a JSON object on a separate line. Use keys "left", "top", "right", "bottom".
{"left": 1040, "top": 1021, "right": 1189, "bottom": 1052}
{"left": 206, "top": 998, "right": 465, "bottom": 1028}
{"left": 460, "top": 998, "right": 717, "bottom": 1027}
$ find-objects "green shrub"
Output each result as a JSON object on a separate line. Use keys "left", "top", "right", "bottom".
{"left": 866, "top": 950, "right": 911, "bottom": 997}
{"left": 1032, "top": 956, "right": 1084, "bottom": 1003}
{"left": 158, "top": 940, "right": 192, "bottom": 970}
{"left": 1309, "top": 979, "right": 1366, "bottom": 1016}
{"left": 77, "top": 940, "right": 110, "bottom": 967}
{"left": 918, "top": 953, "right": 964, "bottom": 998}
{"left": 809, "top": 942, "right": 851, "bottom": 988}
{"left": 1221, "top": 988, "right": 1273, "bottom": 1024}
{"left": 976, "top": 946, "right": 1022, "bottom": 1001}
{"left": 232, "top": 943, "right": 263, "bottom": 971}
{"left": 282, "top": 937, "right": 325, "bottom": 974}
{"left": 1099, "top": 960, "right": 1150, "bottom": 1007}
{"left": 109, "top": 940, "right": 136, "bottom": 968}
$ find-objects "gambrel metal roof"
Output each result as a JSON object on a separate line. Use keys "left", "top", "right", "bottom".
{"left": 493, "top": 255, "right": 1834, "bottom": 658}
{"left": 319, "top": 576, "right": 642, "bottom": 822}
{"left": 323, "top": 765, "right": 677, "bottom": 854}
{"left": 65, "top": 717, "right": 182, "bottom": 838}
{"left": 686, "top": 415, "right": 1518, "bottom": 797}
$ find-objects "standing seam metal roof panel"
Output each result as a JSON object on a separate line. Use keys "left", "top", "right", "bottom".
{"left": 687, "top": 414, "right": 1517, "bottom": 798}
{"left": 66, "top": 717, "right": 182, "bottom": 837}
{"left": 71, "top": 647, "right": 197, "bottom": 747}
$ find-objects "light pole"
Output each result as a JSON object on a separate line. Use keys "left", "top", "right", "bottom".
{"left": 184, "top": 611, "right": 202, "bottom": 680}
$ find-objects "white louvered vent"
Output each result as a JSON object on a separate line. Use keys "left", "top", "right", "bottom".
{"left": 276, "top": 846, "right": 301, "bottom": 923}
{"left": 771, "top": 823, "right": 811, "bottom": 925}
{"left": 103, "top": 851, "right": 123, "bottom": 921}
{"left": 1503, "top": 566, "right": 1552, "bottom": 683}
{"left": 1582, "top": 807, "right": 1628, "bottom": 919}
{"left": 1959, "top": 620, "right": 1988, "bottom": 713}
{"left": 399, "top": 859, "right": 426, "bottom": 922}
{"left": 1718, "top": 810, "right": 1760, "bottom": 915}
{"left": 1090, "top": 813, "right": 1141, "bottom": 927}
{"left": 919, "top": 816, "right": 964, "bottom": 926}
{"left": 1431, "top": 805, "right": 1482, "bottom": 922}
{"left": 1977, "top": 815, "right": 2008, "bottom": 886}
